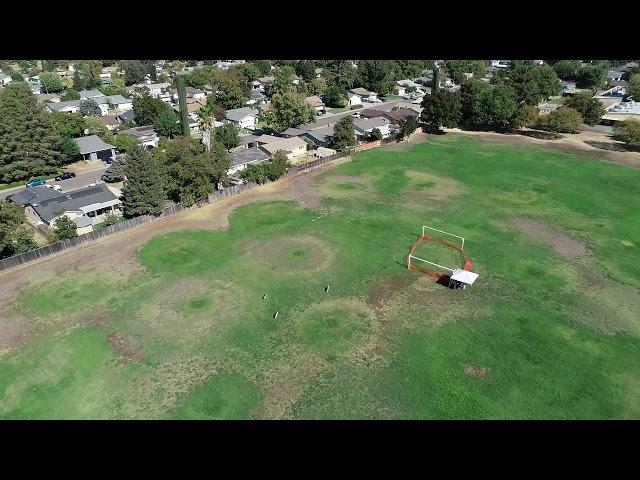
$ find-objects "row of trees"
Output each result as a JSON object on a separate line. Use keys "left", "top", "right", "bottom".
{"left": 120, "top": 135, "right": 232, "bottom": 216}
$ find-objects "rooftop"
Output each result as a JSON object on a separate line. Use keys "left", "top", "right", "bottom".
{"left": 226, "top": 107, "right": 257, "bottom": 122}
{"left": 74, "top": 135, "right": 116, "bottom": 155}
{"left": 231, "top": 147, "right": 270, "bottom": 167}
{"left": 259, "top": 136, "right": 307, "bottom": 154}
{"left": 9, "top": 184, "right": 120, "bottom": 223}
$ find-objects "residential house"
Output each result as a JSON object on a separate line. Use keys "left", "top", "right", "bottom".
{"left": 37, "top": 93, "right": 61, "bottom": 104}
{"left": 349, "top": 87, "right": 379, "bottom": 103}
{"left": 347, "top": 90, "right": 362, "bottom": 107}
{"left": 314, "top": 68, "right": 323, "bottom": 79}
{"left": 225, "top": 107, "right": 258, "bottom": 130}
{"left": 595, "top": 85, "right": 627, "bottom": 107}
{"left": 216, "top": 61, "right": 232, "bottom": 70}
{"left": 0, "top": 73, "right": 11, "bottom": 85}
{"left": 256, "top": 76, "right": 275, "bottom": 89}
{"left": 79, "top": 89, "right": 104, "bottom": 100}
{"left": 299, "top": 126, "right": 335, "bottom": 147}
{"left": 105, "top": 95, "right": 133, "bottom": 111}
{"left": 247, "top": 89, "right": 268, "bottom": 107}
{"left": 353, "top": 117, "right": 392, "bottom": 139}
{"left": 100, "top": 115, "right": 122, "bottom": 131}
{"left": 602, "top": 101, "right": 640, "bottom": 125}
{"left": 120, "top": 126, "right": 160, "bottom": 148}
{"left": 172, "top": 98, "right": 206, "bottom": 116}
{"left": 74, "top": 135, "right": 117, "bottom": 161}
{"left": 46, "top": 100, "right": 82, "bottom": 114}
{"left": 228, "top": 147, "right": 270, "bottom": 176}
{"left": 8, "top": 183, "right": 122, "bottom": 232}
{"left": 304, "top": 95, "right": 326, "bottom": 115}
{"left": 258, "top": 136, "right": 307, "bottom": 160}
{"left": 188, "top": 117, "right": 200, "bottom": 134}
{"left": 142, "top": 82, "right": 172, "bottom": 101}
{"left": 394, "top": 85, "right": 407, "bottom": 96}
{"left": 185, "top": 86, "right": 206, "bottom": 100}
{"left": 607, "top": 68, "right": 625, "bottom": 83}
{"left": 360, "top": 106, "right": 419, "bottom": 124}
{"left": 118, "top": 109, "right": 136, "bottom": 124}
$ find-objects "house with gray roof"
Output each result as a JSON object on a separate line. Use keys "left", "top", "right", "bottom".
{"left": 229, "top": 147, "right": 270, "bottom": 175}
{"left": 299, "top": 125, "right": 335, "bottom": 147}
{"left": 8, "top": 183, "right": 122, "bottom": 231}
{"left": 120, "top": 126, "right": 159, "bottom": 148}
{"left": 353, "top": 117, "right": 392, "bottom": 138}
{"left": 225, "top": 107, "right": 258, "bottom": 130}
{"left": 73, "top": 135, "right": 116, "bottom": 161}
{"left": 46, "top": 100, "right": 82, "bottom": 113}
{"left": 79, "top": 89, "right": 104, "bottom": 99}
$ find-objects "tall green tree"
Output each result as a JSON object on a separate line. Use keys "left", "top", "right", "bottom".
{"left": 420, "top": 90, "right": 462, "bottom": 131}
{"left": 628, "top": 73, "right": 640, "bottom": 101}
{"left": 176, "top": 76, "right": 190, "bottom": 136}
{"left": 52, "top": 215, "right": 77, "bottom": 241}
{"left": 331, "top": 116, "right": 356, "bottom": 151}
{"left": 156, "top": 137, "right": 230, "bottom": 206}
{"left": 58, "top": 136, "right": 81, "bottom": 164}
{"left": 121, "top": 60, "right": 148, "bottom": 86}
{"left": 514, "top": 104, "right": 540, "bottom": 129}
{"left": 132, "top": 92, "right": 172, "bottom": 126}
{"left": 0, "top": 83, "right": 64, "bottom": 183}
{"left": 0, "top": 202, "right": 37, "bottom": 259}
{"left": 48, "top": 111, "right": 86, "bottom": 138}
{"left": 154, "top": 109, "right": 180, "bottom": 138}
{"left": 261, "top": 92, "right": 315, "bottom": 131}
{"left": 357, "top": 60, "right": 395, "bottom": 96}
{"left": 325, "top": 84, "right": 347, "bottom": 107}
{"left": 102, "top": 155, "right": 127, "bottom": 182}
{"left": 553, "top": 60, "right": 580, "bottom": 80}
{"left": 326, "top": 60, "right": 357, "bottom": 90}
{"left": 80, "top": 99, "right": 101, "bottom": 116}
{"left": 122, "top": 144, "right": 166, "bottom": 217}
{"left": 84, "top": 116, "right": 113, "bottom": 143}
{"left": 397, "top": 116, "right": 419, "bottom": 140}
{"left": 576, "top": 64, "right": 607, "bottom": 91}
{"left": 213, "top": 123, "right": 240, "bottom": 151}
{"left": 493, "top": 63, "right": 561, "bottom": 105}
{"left": 39, "top": 72, "right": 65, "bottom": 93}
{"left": 563, "top": 92, "right": 605, "bottom": 125}
{"left": 61, "top": 90, "right": 80, "bottom": 101}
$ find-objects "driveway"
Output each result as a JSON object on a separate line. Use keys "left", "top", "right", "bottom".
{"left": 0, "top": 165, "right": 108, "bottom": 200}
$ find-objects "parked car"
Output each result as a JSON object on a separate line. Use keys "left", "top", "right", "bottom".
{"left": 26, "top": 178, "right": 46, "bottom": 187}
{"left": 55, "top": 172, "right": 76, "bottom": 181}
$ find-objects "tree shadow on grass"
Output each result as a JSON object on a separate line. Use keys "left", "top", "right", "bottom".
{"left": 513, "top": 129, "right": 563, "bottom": 141}
{"left": 583, "top": 140, "right": 640, "bottom": 153}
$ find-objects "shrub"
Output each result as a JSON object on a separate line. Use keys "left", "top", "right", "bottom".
{"left": 542, "top": 107, "right": 583, "bottom": 133}
{"left": 614, "top": 120, "right": 640, "bottom": 147}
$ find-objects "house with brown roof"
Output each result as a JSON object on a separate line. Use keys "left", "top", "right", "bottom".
{"left": 304, "top": 95, "right": 326, "bottom": 115}
{"left": 258, "top": 136, "right": 307, "bottom": 160}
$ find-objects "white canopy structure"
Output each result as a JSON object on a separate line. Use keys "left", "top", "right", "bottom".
{"left": 450, "top": 269, "right": 479, "bottom": 286}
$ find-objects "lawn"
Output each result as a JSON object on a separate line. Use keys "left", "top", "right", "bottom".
{"left": 2, "top": 134, "right": 640, "bottom": 419}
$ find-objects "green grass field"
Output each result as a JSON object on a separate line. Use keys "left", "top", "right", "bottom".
{"left": 2, "top": 134, "right": 640, "bottom": 419}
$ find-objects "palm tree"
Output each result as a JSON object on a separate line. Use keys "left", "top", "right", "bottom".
{"left": 197, "top": 103, "right": 215, "bottom": 152}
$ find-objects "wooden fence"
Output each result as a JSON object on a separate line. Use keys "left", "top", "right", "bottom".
{"left": 0, "top": 135, "right": 414, "bottom": 272}
{"left": 0, "top": 149, "right": 356, "bottom": 272}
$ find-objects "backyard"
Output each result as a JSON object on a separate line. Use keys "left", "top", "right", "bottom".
{"left": 1, "top": 134, "right": 639, "bottom": 419}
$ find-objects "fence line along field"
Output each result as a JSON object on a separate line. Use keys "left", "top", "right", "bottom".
{"left": 1, "top": 134, "right": 639, "bottom": 419}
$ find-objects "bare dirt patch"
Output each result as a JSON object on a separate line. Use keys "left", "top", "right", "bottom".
{"left": 0, "top": 314, "right": 30, "bottom": 351}
{"left": 366, "top": 273, "right": 416, "bottom": 312}
{"left": 107, "top": 332, "right": 144, "bottom": 363}
{"left": 238, "top": 235, "right": 334, "bottom": 273}
{"left": 464, "top": 365, "right": 490, "bottom": 379}
{"left": 513, "top": 218, "right": 588, "bottom": 258}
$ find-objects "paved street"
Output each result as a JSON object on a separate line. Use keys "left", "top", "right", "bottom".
{"left": 0, "top": 165, "right": 108, "bottom": 201}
